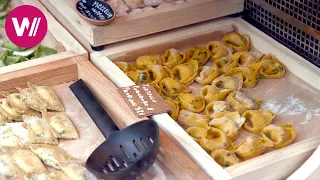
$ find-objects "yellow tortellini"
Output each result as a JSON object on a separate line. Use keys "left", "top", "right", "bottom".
{"left": 150, "top": 82, "right": 163, "bottom": 96}
{"left": 172, "top": 59, "right": 199, "bottom": 85}
{"left": 187, "top": 126, "right": 208, "bottom": 143}
{"left": 212, "top": 111, "right": 245, "bottom": 130}
{"left": 242, "top": 110, "right": 275, "bottom": 134}
{"left": 199, "top": 127, "right": 230, "bottom": 152}
{"left": 126, "top": 70, "right": 150, "bottom": 84}
{"left": 177, "top": 93, "right": 205, "bottom": 113}
{"left": 205, "top": 101, "right": 229, "bottom": 119}
{"left": 0, "top": 98, "right": 22, "bottom": 121}
{"left": 162, "top": 48, "right": 186, "bottom": 68}
{"left": 222, "top": 32, "right": 251, "bottom": 52}
{"left": 210, "top": 149, "right": 240, "bottom": 168}
{"left": 233, "top": 135, "right": 273, "bottom": 160}
{"left": 195, "top": 65, "right": 220, "bottom": 85}
{"left": 226, "top": 91, "right": 259, "bottom": 114}
{"left": 159, "top": 78, "right": 189, "bottom": 98}
{"left": 212, "top": 74, "right": 243, "bottom": 91}
{"left": 225, "top": 67, "right": 259, "bottom": 88}
{"left": 232, "top": 51, "right": 263, "bottom": 67}
{"left": 214, "top": 56, "right": 238, "bottom": 74}
{"left": 177, "top": 110, "right": 210, "bottom": 128}
{"left": 206, "top": 41, "right": 230, "bottom": 61}
{"left": 115, "top": 61, "right": 137, "bottom": 72}
{"left": 147, "top": 64, "right": 173, "bottom": 83}
{"left": 200, "top": 85, "right": 233, "bottom": 104}
{"left": 136, "top": 55, "right": 160, "bottom": 69}
{"left": 253, "top": 54, "right": 286, "bottom": 79}
{"left": 164, "top": 97, "right": 180, "bottom": 120}
{"left": 186, "top": 46, "right": 211, "bottom": 65}
{"left": 261, "top": 124, "right": 296, "bottom": 149}
{"left": 209, "top": 117, "right": 239, "bottom": 142}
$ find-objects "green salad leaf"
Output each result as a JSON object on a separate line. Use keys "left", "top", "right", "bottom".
{"left": 0, "top": 8, "right": 10, "bottom": 27}
{"left": 0, "top": 0, "right": 10, "bottom": 12}
{"left": 1, "top": 40, "right": 27, "bottom": 51}
{"left": 33, "top": 45, "right": 57, "bottom": 58}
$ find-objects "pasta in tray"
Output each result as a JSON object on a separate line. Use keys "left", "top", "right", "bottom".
{"left": 226, "top": 91, "right": 259, "bottom": 114}
{"left": 177, "top": 110, "right": 210, "bottom": 128}
{"left": 253, "top": 53, "right": 286, "bottom": 79}
{"left": 261, "top": 124, "right": 296, "bottom": 149}
{"left": 172, "top": 59, "right": 199, "bottom": 85}
{"left": 115, "top": 61, "right": 137, "bottom": 72}
{"left": 185, "top": 46, "right": 211, "bottom": 65}
{"left": 12, "top": 149, "right": 47, "bottom": 175}
{"left": 18, "top": 87, "right": 46, "bottom": 112}
{"left": 242, "top": 110, "right": 275, "bottom": 134}
{"left": 232, "top": 51, "right": 263, "bottom": 67}
{"left": 147, "top": 64, "right": 173, "bottom": 83}
{"left": 136, "top": 55, "right": 161, "bottom": 69}
{"left": 159, "top": 78, "right": 189, "bottom": 98}
{"left": 195, "top": 65, "right": 220, "bottom": 85}
{"left": 206, "top": 41, "right": 231, "bottom": 61}
{"left": 6, "top": 93, "right": 41, "bottom": 117}
{"left": 187, "top": 126, "right": 208, "bottom": 143}
{"left": 163, "top": 97, "right": 180, "bottom": 120}
{"left": 225, "top": 67, "right": 259, "bottom": 88}
{"left": 162, "top": 48, "right": 186, "bottom": 68}
{"left": 205, "top": 101, "right": 229, "bottom": 119}
{"left": 210, "top": 149, "right": 240, "bottom": 168}
{"left": 126, "top": 70, "right": 150, "bottom": 84}
{"left": 212, "top": 74, "right": 243, "bottom": 91}
{"left": 209, "top": 117, "right": 240, "bottom": 142}
{"left": 214, "top": 56, "right": 238, "bottom": 74}
{"left": 0, "top": 99, "right": 22, "bottom": 121}
{"left": 199, "top": 127, "right": 230, "bottom": 152}
{"left": 200, "top": 85, "right": 232, "bottom": 104}
{"left": 221, "top": 32, "right": 251, "bottom": 52}
{"left": 177, "top": 93, "right": 205, "bottom": 113}
{"left": 0, "top": 153, "right": 23, "bottom": 179}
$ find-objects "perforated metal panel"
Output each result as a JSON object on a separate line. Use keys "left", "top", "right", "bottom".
{"left": 243, "top": 0, "right": 320, "bottom": 67}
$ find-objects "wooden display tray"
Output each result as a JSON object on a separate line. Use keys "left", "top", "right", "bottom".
{"left": 0, "top": 0, "right": 87, "bottom": 75}
{"left": 0, "top": 55, "right": 210, "bottom": 180}
{"left": 40, "top": 0, "right": 244, "bottom": 47}
{"left": 89, "top": 17, "right": 320, "bottom": 180}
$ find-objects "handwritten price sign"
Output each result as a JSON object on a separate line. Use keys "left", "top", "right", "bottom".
{"left": 118, "top": 84, "right": 171, "bottom": 118}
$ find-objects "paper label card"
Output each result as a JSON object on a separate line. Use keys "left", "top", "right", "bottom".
{"left": 118, "top": 84, "right": 171, "bottom": 118}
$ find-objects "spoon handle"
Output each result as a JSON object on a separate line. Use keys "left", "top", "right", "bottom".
{"left": 70, "top": 79, "right": 119, "bottom": 138}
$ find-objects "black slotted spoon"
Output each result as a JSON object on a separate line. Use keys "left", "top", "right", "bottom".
{"left": 69, "top": 80, "right": 160, "bottom": 180}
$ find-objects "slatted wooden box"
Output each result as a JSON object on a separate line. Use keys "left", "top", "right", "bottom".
{"left": 40, "top": 0, "right": 244, "bottom": 47}
{"left": 89, "top": 17, "right": 320, "bottom": 180}
{"left": 0, "top": 0, "right": 87, "bottom": 75}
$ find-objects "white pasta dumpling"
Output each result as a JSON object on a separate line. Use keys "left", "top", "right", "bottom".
{"left": 209, "top": 117, "right": 240, "bottom": 142}
{"left": 205, "top": 101, "right": 229, "bottom": 119}
{"left": 8, "top": 122, "right": 31, "bottom": 147}
{"left": 172, "top": 59, "right": 199, "bottom": 85}
{"left": 226, "top": 91, "right": 260, "bottom": 114}
{"left": 143, "top": 0, "right": 163, "bottom": 6}
{"left": 0, "top": 126, "right": 22, "bottom": 148}
{"left": 28, "top": 83, "right": 65, "bottom": 112}
{"left": 0, "top": 110, "right": 12, "bottom": 124}
{"left": 60, "top": 163, "right": 97, "bottom": 180}
{"left": 0, "top": 154, "right": 23, "bottom": 179}
{"left": 30, "top": 144, "right": 75, "bottom": 169}
{"left": 23, "top": 115, "right": 58, "bottom": 145}
{"left": 12, "top": 149, "right": 47, "bottom": 175}
{"left": 42, "top": 111, "right": 79, "bottom": 139}
{"left": 177, "top": 110, "right": 210, "bottom": 128}
{"left": 123, "top": 0, "right": 145, "bottom": 9}
{"left": 17, "top": 87, "right": 46, "bottom": 112}
{"left": 0, "top": 98, "right": 22, "bottom": 121}
{"left": 7, "top": 93, "right": 41, "bottom": 117}
{"left": 212, "top": 74, "right": 243, "bottom": 91}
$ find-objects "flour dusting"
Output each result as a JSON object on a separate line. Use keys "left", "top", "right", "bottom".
{"left": 261, "top": 94, "right": 320, "bottom": 125}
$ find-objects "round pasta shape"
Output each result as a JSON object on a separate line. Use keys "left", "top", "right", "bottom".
{"left": 147, "top": 64, "right": 173, "bottom": 83}
{"left": 214, "top": 56, "right": 238, "bottom": 74}
{"left": 206, "top": 41, "right": 231, "bottom": 61}
{"left": 0, "top": 99, "right": 22, "bottom": 121}
{"left": 7, "top": 93, "right": 40, "bottom": 117}
{"left": 186, "top": 46, "right": 211, "bottom": 65}
{"left": 114, "top": 61, "right": 137, "bottom": 72}
{"left": 254, "top": 54, "right": 286, "bottom": 79}
{"left": 232, "top": 51, "right": 263, "bottom": 67}
{"left": 195, "top": 65, "right": 220, "bottom": 85}
{"left": 187, "top": 126, "right": 208, "bottom": 143}
{"left": 127, "top": 70, "right": 150, "bottom": 84}
{"left": 172, "top": 59, "right": 199, "bottom": 85}
{"left": 136, "top": 55, "right": 161, "bottom": 69}
{"left": 261, "top": 124, "right": 296, "bottom": 149}
{"left": 221, "top": 32, "right": 251, "bottom": 52}
{"left": 199, "top": 127, "right": 230, "bottom": 152}
{"left": 226, "top": 91, "right": 259, "bottom": 114}
{"left": 162, "top": 48, "right": 186, "bottom": 68}
{"left": 212, "top": 74, "right": 243, "bottom": 91}
{"left": 177, "top": 110, "right": 210, "bottom": 128}
{"left": 234, "top": 135, "right": 273, "bottom": 160}
{"left": 200, "top": 85, "right": 233, "bottom": 104}
{"left": 209, "top": 117, "right": 239, "bottom": 141}
{"left": 213, "top": 111, "right": 245, "bottom": 129}
{"left": 177, "top": 93, "right": 205, "bottom": 113}
{"left": 205, "top": 101, "right": 229, "bottom": 119}
{"left": 159, "top": 78, "right": 189, "bottom": 98}
{"left": 225, "top": 67, "right": 259, "bottom": 88}
{"left": 164, "top": 97, "right": 180, "bottom": 120}
{"left": 210, "top": 149, "right": 240, "bottom": 168}
{"left": 242, "top": 110, "right": 275, "bottom": 134}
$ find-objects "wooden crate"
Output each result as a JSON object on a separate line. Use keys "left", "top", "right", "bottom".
{"left": 0, "top": 55, "right": 211, "bottom": 180}
{"left": 0, "top": 0, "right": 87, "bottom": 75}
{"left": 40, "top": 0, "right": 244, "bottom": 47}
{"left": 89, "top": 17, "right": 320, "bottom": 180}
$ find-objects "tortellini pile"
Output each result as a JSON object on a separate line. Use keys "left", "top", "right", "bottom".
{"left": 116, "top": 31, "right": 294, "bottom": 168}
{"left": 0, "top": 83, "right": 96, "bottom": 180}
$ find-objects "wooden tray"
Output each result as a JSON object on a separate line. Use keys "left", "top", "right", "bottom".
{"left": 40, "top": 0, "right": 244, "bottom": 47}
{"left": 0, "top": 0, "right": 87, "bottom": 75}
{"left": 88, "top": 17, "right": 320, "bottom": 180}
{"left": 0, "top": 55, "right": 211, "bottom": 180}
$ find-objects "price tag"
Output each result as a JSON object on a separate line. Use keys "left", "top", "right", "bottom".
{"left": 76, "top": 0, "right": 114, "bottom": 21}
{"left": 118, "top": 84, "right": 171, "bottom": 118}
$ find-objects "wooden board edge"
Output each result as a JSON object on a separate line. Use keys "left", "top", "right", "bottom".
{"left": 22, "top": 0, "right": 88, "bottom": 56}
